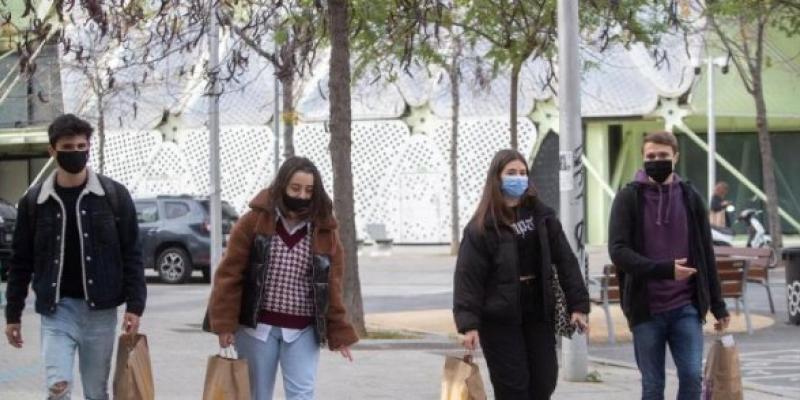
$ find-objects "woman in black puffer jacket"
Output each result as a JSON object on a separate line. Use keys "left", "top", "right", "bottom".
{"left": 453, "top": 149, "right": 590, "bottom": 400}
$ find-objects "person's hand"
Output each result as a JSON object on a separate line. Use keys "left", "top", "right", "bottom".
{"left": 122, "top": 313, "right": 140, "bottom": 334}
{"left": 571, "top": 312, "right": 589, "bottom": 334}
{"left": 714, "top": 316, "right": 731, "bottom": 332}
{"left": 218, "top": 333, "right": 235, "bottom": 348}
{"left": 335, "top": 345, "right": 354, "bottom": 362}
{"left": 674, "top": 259, "right": 697, "bottom": 281}
{"left": 5, "top": 324, "right": 23, "bottom": 348}
{"left": 462, "top": 330, "right": 479, "bottom": 351}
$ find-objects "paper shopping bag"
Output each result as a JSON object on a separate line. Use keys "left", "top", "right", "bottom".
{"left": 113, "top": 333, "right": 155, "bottom": 400}
{"left": 202, "top": 347, "right": 251, "bottom": 400}
{"left": 441, "top": 354, "right": 487, "bottom": 400}
{"left": 702, "top": 335, "right": 743, "bottom": 400}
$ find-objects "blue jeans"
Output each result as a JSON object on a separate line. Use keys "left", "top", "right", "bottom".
{"left": 40, "top": 298, "right": 118, "bottom": 400}
{"left": 235, "top": 326, "right": 320, "bottom": 400}
{"left": 632, "top": 304, "right": 703, "bottom": 400}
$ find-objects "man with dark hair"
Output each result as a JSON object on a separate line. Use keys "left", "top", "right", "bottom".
{"left": 4, "top": 114, "right": 146, "bottom": 399}
{"left": 609, "top": 130, "right": 729, "bottom": 400}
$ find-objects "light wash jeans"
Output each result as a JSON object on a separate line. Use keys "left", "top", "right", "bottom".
{"left": 40, "top": 298, "right": 117, "bottom": 400}
{"left": 235, "top": 325, "right": 320, "bottom": 400}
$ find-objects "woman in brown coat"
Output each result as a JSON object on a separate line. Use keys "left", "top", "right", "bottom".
{"left": 206, "top": 157, "right": 358, "bottom": 400}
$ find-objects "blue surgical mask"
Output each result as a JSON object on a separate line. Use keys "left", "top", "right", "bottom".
{"left": 501, "top": 176, "right": 528, "bottom": 198}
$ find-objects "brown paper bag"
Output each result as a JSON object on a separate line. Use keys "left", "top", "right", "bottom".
{"left": 202, "top": 348, "right": 251, "bottom": 400}
{"left": 702, "top": 337, "right": 744, "bottom": 400}
{"left": 113, "top": 333, "right": 155, "bottom": 400}
{"left": 441, "top": 355, "right": 487, "bottom": 400}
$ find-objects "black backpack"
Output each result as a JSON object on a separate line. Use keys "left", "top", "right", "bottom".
{"left": 25, "top": 174, "right": 122, "bottom": 232}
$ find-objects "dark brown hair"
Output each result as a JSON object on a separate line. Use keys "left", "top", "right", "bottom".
{"left": 48, "top": 113, "right": 94, "bottom": 146}
{"left": 268, "top": 156, "right": 333, "bottom": 223}
{"left": 642, "top": 130, "right": 679, "bottom": 154}
{"left": 471, "top": 149, "right": 536, "bottom": 233}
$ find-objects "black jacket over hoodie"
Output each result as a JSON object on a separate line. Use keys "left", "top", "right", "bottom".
{"left": 608, "top": 180, "right": 729, "bottom": 328}
{"left": 453, "top": 198, "right": 590, "bottom": 333}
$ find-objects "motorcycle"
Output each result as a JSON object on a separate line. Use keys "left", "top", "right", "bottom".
{"left": 738, "top": 208, "right": 778, "bottom": 267}
{"left": 711, "top": 204, "right": 778, "bottom": 268}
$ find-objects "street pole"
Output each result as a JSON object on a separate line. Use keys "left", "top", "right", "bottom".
{"left": 208, "top": 1, "right": 223, "bottom": 276}
{"left": 707, "top": 56, "right": 716, "bottom": 201}
{"left": 557, "top": 0, "right": 589, "bottom": 382}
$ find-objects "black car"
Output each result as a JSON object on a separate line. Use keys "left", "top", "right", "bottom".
{"left": 0, "top": 198, "right": 17, "bottom": 282}
{"left": 134, "top": 196, "right": 239, "bottom": 284}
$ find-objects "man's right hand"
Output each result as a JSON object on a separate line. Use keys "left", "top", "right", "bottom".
{"left": 218, "top": 332, "right": 235, "bottom": 348}
{"left": 674, "top": 258, "right": 697, "bottom": 281}
{"left": 5, "top": 324, "right": 23, "bottom": 348}
{"left": 462, "top": 330, "right": 479, "bottom": 351}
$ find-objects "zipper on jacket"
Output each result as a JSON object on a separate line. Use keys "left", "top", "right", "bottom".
{"left": 75, "top": 191, "right": 91, "bottom": 304}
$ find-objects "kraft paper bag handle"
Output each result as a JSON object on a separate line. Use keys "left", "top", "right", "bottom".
{"left": 218, "top": 346, "right": 239, "bottom": 360}
{"left": 463, "top": 350, "right": 474, "bottom": 364}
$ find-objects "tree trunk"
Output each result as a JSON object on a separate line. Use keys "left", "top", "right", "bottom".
{"left": 752, "top": 73, "right": 783, "bottom": 250}
{"left": 327, "top": 0, "right": 366, "bottom": 336}
{"left": 509, "top": 62, "right": 521, "bottom": 150}
{"left": 449, "top": 43, "right": 462, "bottom": 256}
{"left": 281, "top": 72, "right": 296, "bottom": 158}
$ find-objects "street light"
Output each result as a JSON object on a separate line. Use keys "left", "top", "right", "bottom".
{"left": 695, "top": 53, "right": 730, "bottom": 201}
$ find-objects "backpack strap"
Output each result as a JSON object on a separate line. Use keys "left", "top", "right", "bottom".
{"left": 96, "top": 175, "right": 121, "bottom": 216}
{"left": 25, "top": 183, "right": 43, "bottom": 233}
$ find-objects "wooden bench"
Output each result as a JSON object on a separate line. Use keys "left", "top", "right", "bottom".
{"left": 589, "top": 264, "right": 620, "bottom": 343}
{"left": 716, "top": 258, "right": 752, "bottom": 334}
{"left": 366, "top": 223, "right": 394, "bottom": 256}
{"left": 714, "top": 246, "right": 775, "bottom": 314}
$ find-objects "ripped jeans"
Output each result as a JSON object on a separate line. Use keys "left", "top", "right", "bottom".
{"left": 41, "top": 298, "right": 117, "bottom": 400}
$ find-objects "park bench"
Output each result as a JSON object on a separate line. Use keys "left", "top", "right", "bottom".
{"left": 716, "top": 257, "right": 753, "bottom": 334}
{"left": 589, "top": 264, "right": 620, "bottom": 343}
{"left": 366, "top": 223, "right": 394, "bottom": 256}
{"left": 714, "top": 246, "right": 775, "bottom": 314}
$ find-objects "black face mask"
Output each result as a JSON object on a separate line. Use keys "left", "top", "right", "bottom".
{"left": 283, "top": 193, "right": 312, "bottom": 213}
{"left": 644, "top": 159, "right": 673, "bottom": 184}
{"left": 56, "top": 150, "right": 89, "bottom": 174}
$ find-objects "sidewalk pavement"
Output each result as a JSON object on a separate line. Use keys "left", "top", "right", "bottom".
{"left": 0, "top": 338, "right": 788, "bottom": 399}
{"left": 0, "top": 306, "right": 790, "bottom": 399}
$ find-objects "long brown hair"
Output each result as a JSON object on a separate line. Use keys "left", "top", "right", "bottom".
{"left": 471, "top": 149, "right": 536, "bottom": 233}
{"left": 268, "top": 156, "right": 333, "bottom": 223}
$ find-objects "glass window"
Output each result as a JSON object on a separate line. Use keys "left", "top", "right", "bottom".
{"left": 164, "top": 201, "right": 191, "bottom": 220}
{"left": 135, "top": 201, "right": 159, "bottom": 223}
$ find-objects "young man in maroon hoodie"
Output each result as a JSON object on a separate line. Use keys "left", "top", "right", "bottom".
{"left": 609, "top": 131, "right": 730, "bottom": 400}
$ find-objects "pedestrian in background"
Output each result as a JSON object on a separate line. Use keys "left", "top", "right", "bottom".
{"left": 709, "top": 181, "right": 732, "bottom": 228}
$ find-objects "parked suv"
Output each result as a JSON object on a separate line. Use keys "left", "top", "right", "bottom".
{"left": 134, "top": 196, "right": 239, "bottom": 284}
{"left": 0, "top": 198, "right": 17, "bottom": 282}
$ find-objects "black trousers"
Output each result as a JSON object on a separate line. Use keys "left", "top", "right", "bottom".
{"left": 479, "top": 281, "right": 558, "bottom": 400}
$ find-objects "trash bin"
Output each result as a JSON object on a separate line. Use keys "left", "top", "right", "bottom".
{"left": 782, "top": 247, "right": 800, "bottom": 325}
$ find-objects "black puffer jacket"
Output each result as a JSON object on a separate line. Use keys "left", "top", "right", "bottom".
{"left": 453, "top": 199, "right": 590, "bottom": 333}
